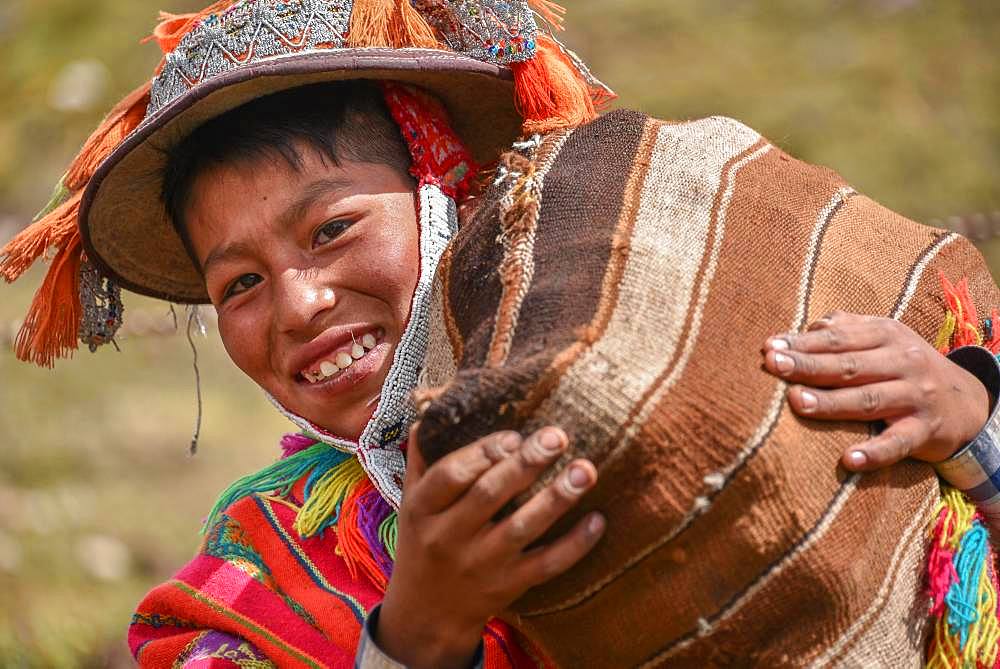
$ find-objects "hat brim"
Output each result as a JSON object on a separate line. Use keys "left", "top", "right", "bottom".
{"left": 80, "top": 48, "right": 519, "bottom": 303}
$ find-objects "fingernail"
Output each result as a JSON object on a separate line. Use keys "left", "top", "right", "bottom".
{"left": 770, "top": 338, "right": 789, "bottom": 351}
{"left": 800, "top": 390, "right": 818, "bottom": 412}
{"left": 539, "top": 428, "right": 566, "bottom": 453}
{"left": 587, "top": 513, "right": 606, "bottom": 537}
{"left": 567, "top": 464, "right": 591, "bottom": 491}
{"left": 774, "top": 352, "right": 794, "bottom": 374}
{"left": 847, "top": 450, "right": 867, "bottom": 467}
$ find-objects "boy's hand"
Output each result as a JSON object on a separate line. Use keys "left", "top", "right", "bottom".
{"left": 377, "top": 425, "right": 603, "bottom": 669}
{"left": 761, "top": 311, "right": 990, "bottom": 471}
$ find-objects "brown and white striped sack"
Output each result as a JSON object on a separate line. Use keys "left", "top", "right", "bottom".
{"left": 415, "top": 109, "right": 1000, "bottom": 667}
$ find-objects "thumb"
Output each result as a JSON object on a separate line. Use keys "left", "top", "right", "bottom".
{"left": 404, "top": 422, "right": 428, "bottom": 487}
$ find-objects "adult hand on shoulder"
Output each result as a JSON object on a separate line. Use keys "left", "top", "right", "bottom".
{"left": 376, "top": 425, "right": 604, "bottom": 669}
{"left": 761, "top": 311, "right": 990, "bottom": 471}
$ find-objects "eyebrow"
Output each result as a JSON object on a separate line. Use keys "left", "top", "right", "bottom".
{"left": 274, "top": 176, "right": 354, "bottom": 234}
{"left": 202, "top": 240, "right": 254, "bottom": 276}
{"left": 201, "top": 176, "right": 354, "bottom": 275}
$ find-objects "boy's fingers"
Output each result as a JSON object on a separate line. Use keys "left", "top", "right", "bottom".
{"left": 515, "top": 511, "right": 606, "bottom": 589}
{"left": 841, "top": 418, "right": 930, "bottom": 471}
{"left": 410, "top": 431, "right": 523, "bottom": 514}
{"left": 486, "top": 458, "right": 596, "bottom": 552}
{"left": 762, "top": 348, "right": 903, "bottom": 387}
{"left": 786, "top": 380, "right": 916, "bottom": 422}
{"left": 764, "top": 317, "right": 896, "bottom": 355}
{"left": 450, "top": 427, "right": 570, "bottom": 535}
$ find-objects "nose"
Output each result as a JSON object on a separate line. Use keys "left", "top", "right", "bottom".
{"left": 273, "top": 268, "right": 337, "bottom": 335}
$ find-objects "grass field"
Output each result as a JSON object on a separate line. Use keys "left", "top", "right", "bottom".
{"left": 0, "top": 0, "right": 998, "bottom": 665}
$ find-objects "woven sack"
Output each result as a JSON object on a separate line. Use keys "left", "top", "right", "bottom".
{"left": 415, "top": 109, "right": 1000, "bottom": 667}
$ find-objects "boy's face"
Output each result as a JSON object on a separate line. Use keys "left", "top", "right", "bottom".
{"left": 185, "top": 143, "right": 419, "bottom": 439}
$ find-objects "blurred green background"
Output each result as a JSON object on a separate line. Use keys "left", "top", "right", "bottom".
{"left": 0, "top": 0, "right": 998, "bottom": 666}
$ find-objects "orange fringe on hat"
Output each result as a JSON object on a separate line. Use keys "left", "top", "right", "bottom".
{"left": 0, "top": 81, "right": 150, "bottom": 367}
{"left": 512, "top": 34, "right": 606, "bottom": 135}
{"left": 1, "top": 1, "right": 229, "bottom": 368}
{"left": 348, "top": 0, "right": 442, "bottom": 49}
{"left": 12, "top": 238, "right": 84, "bottom": 368}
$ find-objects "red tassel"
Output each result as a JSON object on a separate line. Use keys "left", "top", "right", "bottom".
{"left": 512, "top": 34, "right": 601, "bottom": 135}
{"left": 337, "top": 478, "right": 389, "bottom": 591}
{"left": 13, "top": 237, "right": 83, "bottom": 367}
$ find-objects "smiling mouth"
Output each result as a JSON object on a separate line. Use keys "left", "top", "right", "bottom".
{"left": 299, "top": 329, "right": 385, "bottom": 384}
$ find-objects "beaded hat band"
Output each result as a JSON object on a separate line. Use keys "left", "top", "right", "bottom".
{"left": 0, "top": 0, "right": 612, "bottom": 367}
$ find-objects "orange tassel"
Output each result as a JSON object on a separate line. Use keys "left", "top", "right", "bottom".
{"left": 940, "top": 272, "right": 982, "bottom": 349}
{"left": 348, "top": 0, "right": 395, "bottom": 48}
{"left": 527, "top": 0, "right": 566, "bottom": 31}
{"left": 512, "top": 34, "right": 599, "bottom": 135}
{"left": 4, "top": 48, "right": 150, "bottom": 366}
{"left": 13, "top": 236, "right": 83, "bottom": 367}
{"left": 391, "top": 0, "right": 444, "bottom": 49}
{"left": 63, "top": 82, "right": 151, "bottom": 191}
{"left": 0, "top": 190, "right": 83, "bottom": 283}
{"left": 337, "top": 478, "right": 389, "bottom": 591}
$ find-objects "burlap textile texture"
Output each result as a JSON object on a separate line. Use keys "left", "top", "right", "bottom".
{"left": 415, "top": 109, "right": 1000, "bottom": 667}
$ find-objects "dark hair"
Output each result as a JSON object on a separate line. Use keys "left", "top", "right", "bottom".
{"left": 161, "top": 80, "right": 413, "bottom": 270}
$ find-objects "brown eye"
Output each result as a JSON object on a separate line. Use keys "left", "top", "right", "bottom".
{"left": 223, "top": 273, "right": 262, "bottom": 301}
{"left": 312, "top": 220, "right": 353, "bottom": 248}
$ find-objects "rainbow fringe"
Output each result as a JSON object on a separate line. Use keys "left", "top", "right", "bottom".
{"left": 936, "top": 273, "right": 984, "bottom": 354}
{"left": 927, "top": 488, "right": 1000, "bottom": 668}
{"left": 928, "top": 273, "right": 1000, "bottom": 668}
{"left": 205, "top": 434, "right": 398, "bottom": 593}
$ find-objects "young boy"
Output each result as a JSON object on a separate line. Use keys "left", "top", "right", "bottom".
{"left": 3, "top": 1, "right": 998, "bottom": 666}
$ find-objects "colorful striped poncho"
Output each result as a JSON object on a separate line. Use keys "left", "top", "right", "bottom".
{"left": 128, "top": 435, "right": 546, "bottom": 667}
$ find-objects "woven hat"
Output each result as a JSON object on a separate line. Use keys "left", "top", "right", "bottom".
{"left": 1, "top": 0, "right": 612, "bottom": 367}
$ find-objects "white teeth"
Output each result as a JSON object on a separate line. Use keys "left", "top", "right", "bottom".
{"left": 304, "top": 333, "right": 379, "bottom": 383}
{"left": 335, "top": 352, "right": 353, "bottom": 369}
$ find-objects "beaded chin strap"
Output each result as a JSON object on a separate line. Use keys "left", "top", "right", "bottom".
{"left": 267, "top": 82, "right": 477, "bottom": 509}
